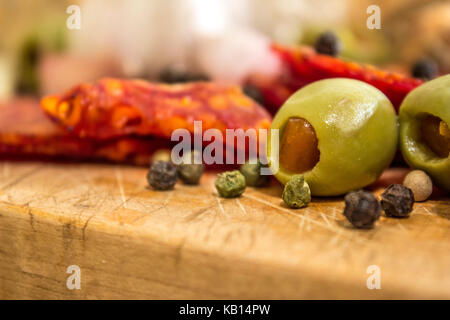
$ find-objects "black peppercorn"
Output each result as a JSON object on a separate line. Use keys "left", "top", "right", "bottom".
{"left": 381, "top": 184, "right": 414, "bottom": 218}
{"left": 314, "top": 31, "right": 341, "bottom": 57}
{"left": 147, "top": 161, "right": 177, "bottom": 190}
{"left": 343, "top": 190, "right": 381, "bottom": 229}
{"left": 158, "top": 67, "right": 210, "bottom": 83}
{"left": 411, "top": 59, "right": 438, "bottom": 80}
{"left": 243, "top": 85, "right": 265, "bottom": 106}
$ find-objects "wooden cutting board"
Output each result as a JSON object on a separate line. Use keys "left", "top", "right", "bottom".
{"left": 0, "top": 161, "right": 449, "bottom": 299}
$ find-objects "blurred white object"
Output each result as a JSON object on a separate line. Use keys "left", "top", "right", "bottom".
{"left": 191, "top": 0, "right": 229, "bottom": 36}
{"left": 248, "top": 0, "right": 348, "bottom": 44}
{"left": 194, "top": 27, "right": 281, "bottom": 83}
{"left": 70, "top": 0, "right": 344, "bottom": 82}
{"left": 189, "top": 0, "right": 281, "bottom": 83}
{"left": 71, "top": 0, "right": 195, "bottom": 76}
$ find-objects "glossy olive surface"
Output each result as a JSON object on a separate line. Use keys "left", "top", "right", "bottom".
{"left": 399, "top": 74, "right": 450, "bottom": 192}
{"left": 267, "top": 78, "right": 398, "bottom": 196}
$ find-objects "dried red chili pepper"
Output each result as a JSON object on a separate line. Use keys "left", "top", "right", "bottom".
{"left": 41, "top": 78, "right": 272, "bottom": 141}
{"left": 246, "top": 44, "right": 423, "bottom": 113}
{"left": 0, "top": 98, "right": 163, "bottom": 165}
{"left": 2, "top": 78, "right": 271, "bottom": 166}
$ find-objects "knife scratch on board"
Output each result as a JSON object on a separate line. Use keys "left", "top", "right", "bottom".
{"left": 242, "top": 193, "right": 350, "bottom": 235}
{"left": 2, "top": 162, "right": 9, "bottom": 178}
{"left": 216, "top": 197, "right": 229, "bottom": 218}
{"left": 319, "top": 212, "right": 332, "bottom": 228}
{"left": 0, "top": 164, "right": 43, "bottom": 191}
{"left": 115, "top": 168, "right": 127, "bottom": 208}
{"left": 82, "top": 214, "right": 95, "bottom": 240}
{"left": 235, "top": 198, "right": 247, "bottom": 215}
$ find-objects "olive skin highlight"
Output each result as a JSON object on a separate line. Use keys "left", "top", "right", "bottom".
{"left": 267, "top": 78, "right": 398, "bottom": 196}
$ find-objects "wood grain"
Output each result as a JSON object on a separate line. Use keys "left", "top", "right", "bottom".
{"left": 0, "top": 161, "right": 449, "bottom": 299}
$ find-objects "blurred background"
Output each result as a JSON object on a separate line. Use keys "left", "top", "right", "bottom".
{"left": 0, "top": 0, "right": 449, "bottom": 99}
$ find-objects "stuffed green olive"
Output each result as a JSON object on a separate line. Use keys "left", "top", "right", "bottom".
{"left": 267, "top": 78, "right": 398, "bottom": 196}
{"left": 399, "top": 74, "right": 450, "bottom": 193}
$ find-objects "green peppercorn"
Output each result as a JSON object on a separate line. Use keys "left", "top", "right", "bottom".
{"left": 215, "top": 170, "right": 246, "bottom": 198}
{"left": 150, "top": 149, "right": 172, "bottom": 164}
{"left": 177, "top": 150, "right": 204, "bottom": 185}
{"left": 240, "top": 159, "right": 269, "bottom": 187}
{"left": 147, "top": 161, "right": 177, "bottom": 190}
{"left": 282, "top": 174, "right": 311, "bottom": 209}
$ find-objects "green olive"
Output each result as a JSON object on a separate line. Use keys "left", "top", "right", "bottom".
{"left": 267, "top": 78, "right": 398, "bottom": 196}
{"left": 399, "top": 74, "right": 450, "bottom": 193}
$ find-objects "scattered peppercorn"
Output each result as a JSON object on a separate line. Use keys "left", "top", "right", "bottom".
{"left": 411, "top": 59, "right": 438, "bottom": 80}
{"left": 282, "top": 175, "right": 311, "bottom": 209}
{"left": 159, "top": 67, "right": 210, "bottom": 83}
{"left": 239, "top": 159, "right": 269, "bottom": 187}
{"left": 177, "top": 150, "right": 204, "bottom": 185}
{"left": 403, "top": 170, "right": 433, "bottom": 202}
{"left": 150, "top": 149, "right": 172, "bottom": 164}
{"left": 243, "top": 85, "right": 265, "bottom": 106}
{"left": 147, "top": 161, "right": 178, "bottom": 190}
{"left": 343, "top": 190, "right": 381, "bottom": 229}
{"left": 314, "top": 31, "right": 341, "bottom": 56}
{"left": 215, "top": 170, "right": 246, "bottom": 198}
{"left": 381, "top": 184, "right": 414, "bottom": 217}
